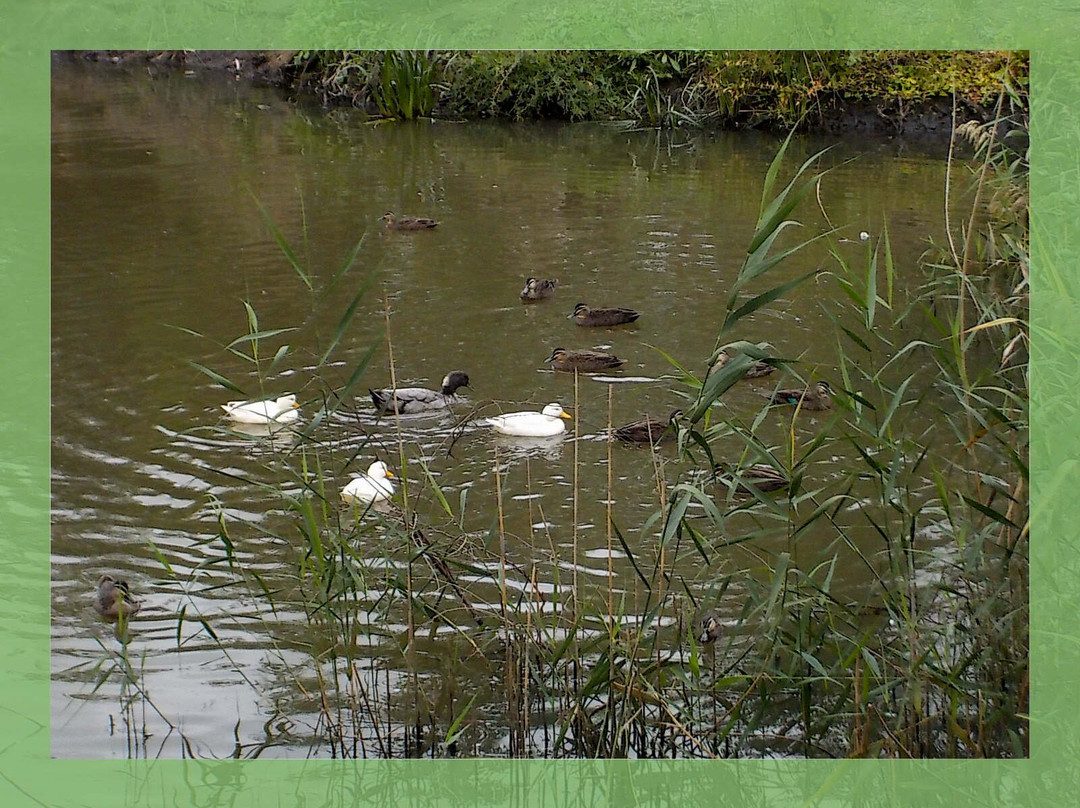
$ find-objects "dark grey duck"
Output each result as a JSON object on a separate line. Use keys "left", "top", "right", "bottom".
{"left": 370, "top": 371, "right": 470, "bottom": 414}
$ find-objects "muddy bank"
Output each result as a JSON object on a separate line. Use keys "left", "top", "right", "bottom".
{"left": 57, "top": 50, "right": 1009, "bottom": 138}
{"left": 58, "top": 50, "right": 301, "bottom": 85}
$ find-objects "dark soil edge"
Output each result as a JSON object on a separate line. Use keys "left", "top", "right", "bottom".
{"left": 57, "top": 50, "right": 997, "bottom": 138}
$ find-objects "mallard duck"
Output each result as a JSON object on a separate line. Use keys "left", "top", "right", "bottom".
{"left": 519, "top": 277, "right": 558, "bottom": 301}
{"left": 485, "top": 403, "right": 572, "bottom": 437}
{"left": 612, "top": 409, "right": 683, "bottom": 444}
{"left": 568, "top": 303, "right": 640, "bottom": 327}
{"left": 341, "top": 461, "right": 396, "bottom": 504}
{"left": 714, "top": 463, "right": 790, "bottom": 494}
{"left": 369, "top": 371, "right": 470, "bottom": 415}
{"left": 93, "top": 575, "right": 142, "bottom": 621}
{"left": 221, "top": 394, "right": 300, "bottom": 424}
{"left": 379, "top": 211, "right": 439, "bottom": 230}
{"left": 768, "top": 380, "right": 834, "bottom": 411}
{"left": 709, "top": 349, "right": 776, "bottom": 379}
{"left": 693, "top": 610, "right": 723, "bottom": 644}
{"left": 545, "top": 347, "right": 626, "bottom": 373}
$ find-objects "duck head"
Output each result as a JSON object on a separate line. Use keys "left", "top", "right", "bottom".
{"left": 366, "top": 460, "right": 395, "bottom": 479}
{"left": 541, "top": 403, "right": 572, "bottom": 420}
{"left": 440, "top": 371, "right": 471, "bottom": 395}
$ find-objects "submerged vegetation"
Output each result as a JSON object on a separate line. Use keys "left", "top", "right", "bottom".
{"left": 106, "top": 70, "right": 1030, "bottom": 759}
{"left": 291, "top": 49, "right": 1027, "bottom": 131}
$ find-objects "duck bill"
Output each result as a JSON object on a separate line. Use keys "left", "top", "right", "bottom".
{"left": 559, "top": 411, "right": 573, "bottom": 419}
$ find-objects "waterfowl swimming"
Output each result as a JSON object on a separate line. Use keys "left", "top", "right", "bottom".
{"left": 545, "top": 347, "right": 626, "bottom": 373}
{"left": 612, "top": 409, "right": 683, "bottom": 444}
{"left": 341, "top": 461, "right": 396, "bottom": 505}
{"left": 709, "top": 349, "right": 776, "bottom": 379}
{"left": 520, "top": 277, "right": 558, "bottom": 301}
{"left": 485, "top": 403, "right": 572, "bottom": 437}
{"left": 768, "top": 380, "right": 834, "bottom": 411}
{"left": 221, "top": 394, "right": 300, "bottom": 424}
{"left": 379, "top": 211, "right": 439, "bottom": 230}
{"left": 714, "top": 463, "right": 790, "bottom": 494}
{"left": 694, "top": 610, "right": 723, "bottom": 645}
{"left": 93, "top": 575, "right": 142, "bottom": 622}
{"left": 568, "top": 303, "right": 640, "bottom": 327}
{"left": 369, "top": 371, "right": 470, "bottom": 415}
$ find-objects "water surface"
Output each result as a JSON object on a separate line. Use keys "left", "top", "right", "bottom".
{"left": 52, "top": 61, "right": 961, "bottom": 758}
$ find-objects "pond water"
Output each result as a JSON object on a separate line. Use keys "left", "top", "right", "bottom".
{"left": 51, "top": 60, "right": 965, "bottom": 759}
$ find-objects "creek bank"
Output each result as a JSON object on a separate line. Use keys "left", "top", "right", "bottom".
{"left": 59, "top": 49, "right": 1013, "bottom": 138}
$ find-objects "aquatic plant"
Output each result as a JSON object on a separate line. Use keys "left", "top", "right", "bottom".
{"left": 149, "top": 79, "right": 1028, "bottom": 757}
{"left": 291, "top": 49, "right": 1027, "bottom": 132}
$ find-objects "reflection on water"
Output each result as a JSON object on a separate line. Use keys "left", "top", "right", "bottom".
{"left": 493, "top": 434, "right": 567, "bottom": 464}
{"left": 51, "top": 61, "right": 964, "bottom": 758}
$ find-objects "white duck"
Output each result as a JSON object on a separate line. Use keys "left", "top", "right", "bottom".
{"left": 485, "top": 403, "right": 572, "bottom": 437}
{"left": 341, "top": 461, "right": 396, "bottom": 505}
{"left": 221, "top": 394, "right": 300, "bottom": 424}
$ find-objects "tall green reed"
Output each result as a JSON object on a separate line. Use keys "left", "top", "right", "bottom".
{"left": 169, "top": 92, "right": 1027, "bottom": 757}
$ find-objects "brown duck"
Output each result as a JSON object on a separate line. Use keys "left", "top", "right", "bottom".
{"left": 379, "top": 211, "right": 439, "bottom": 230}
{"left": 568, "top": 303, "right": 640, "bottom": 327}
{"left": 694, "top": 610, "right": 724, "bottom": 644}
{"left": 520, "top": 277, "right": 559, "bottom": 301}
{"left": 713, "top": 463, "right": 790, "bottom": 494}
{"left": 709, "top": 349, "right": 776, "bottom": 379}
{"left": 768, "top": 380, "right": 833, "bottom": 411}
{"left": 545, "top": 347, "right": 626, "bottom": 373}
{"left": 93, "top": 575, "right": 142, "bottom": 622}
{"left": 612, "top": 409, "right": 683, "bottom": 444}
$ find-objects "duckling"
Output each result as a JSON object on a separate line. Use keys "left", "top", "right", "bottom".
{"left": 485, "top": 403, "right": 572, "bottom": 437}
{"left": 768, "top": 380, "right": 834, "bottom": 411}
{"left": 713, "top": 463, "right": 790, "bottom": 494}
{"left": 612, "top": 409, "right": 683, "bottom": 444}
{"left": 519, "top": 277, "right": 559, "bottom": 301}
{"left": 221, "top": 394, "right": 300, "bottom": 424}
{"left": 568, "top": 303, "right": 640, "bottom": 327}
{"left": 93, "top": 575, "right": 142, "bottom": 622}
{"left": 545, "top": 347, "right": 626, "bottom": 373}
{"left": 709, "top": 349, "right": 776, "bottom": 379}
{"left": 369, "top": 371, "right": 470, "bottom": 415}
{"left": 379, "top": 211, "right": 439, "bottom": 230}
{"left": 341, "top": 461, "right": 396, "bottom": 505}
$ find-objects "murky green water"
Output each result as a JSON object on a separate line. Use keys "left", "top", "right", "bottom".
{"left": 51, "top": 61, "right": 962, "bottom": 758}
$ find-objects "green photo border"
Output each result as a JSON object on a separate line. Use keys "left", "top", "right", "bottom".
{"left": 3, "top": 1, "right": 1069, "bottom": 804}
